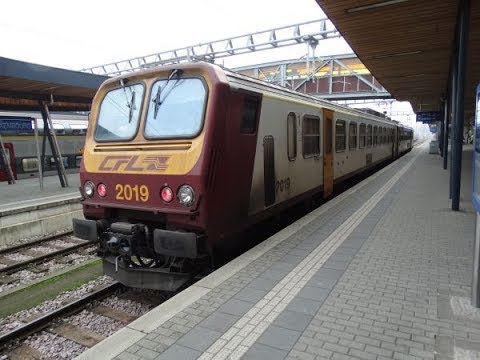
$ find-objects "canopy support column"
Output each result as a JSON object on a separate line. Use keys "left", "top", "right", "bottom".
{"left": 451, "top": 0, "right": 470, "bottom": 211}
{"left": 39, "top": 102, "right": 68, "bottom": 188}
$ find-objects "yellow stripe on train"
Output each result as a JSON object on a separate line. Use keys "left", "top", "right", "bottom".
{"left": 82, "top": 135, "right": 205, "bottom": 175}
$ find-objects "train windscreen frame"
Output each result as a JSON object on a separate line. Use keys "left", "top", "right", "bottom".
{"left": 94, "top": 83, "right": 145, "bottom": 142}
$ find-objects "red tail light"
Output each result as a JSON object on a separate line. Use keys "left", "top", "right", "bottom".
{"left": 97, "top": 183, "right": 107, "bottom": 197}
{"left": 161, "top": 186, "right": 173, "bottom": 203}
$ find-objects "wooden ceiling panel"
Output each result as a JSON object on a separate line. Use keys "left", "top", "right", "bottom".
{"left": 317, "top": 0, "right": 479, "bottom": 119}
{"left": 0, "top": 57, "right": 106, "bottom": 111}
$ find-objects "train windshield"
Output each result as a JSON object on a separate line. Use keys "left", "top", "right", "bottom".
{"left": 95, "top": 83, "right": 144, "bottom": 141}
{"left": 145, "top": 78, "right": 207, "bottom": 138}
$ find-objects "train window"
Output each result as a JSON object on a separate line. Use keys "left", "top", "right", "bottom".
{"left": 349, "top": 122, "right": 357, "bottom": 150}
{"left": 240, "top": 97, "right": 259, "bottom": 134}
{"left": 359, "top": 124, "right": 366, "bottom": 148}
{"left": 302, "top": 115, "right": 320, "bottom": 158}
{"left": 50, "top": 156, "right": 69, "bottom": 168}
{"left": 75, "top": 155, "right": 83, "bottom": 167}
{"left": 335, "top": 120, "right": 346, "bottom": 152}
{"left": 72, "top": 128, "right": 87, "bottom": 136}
{"left": 22, "top": 158, "right": 38, "bottom": 172}
{"left": 367, "top": 124, "right": 372, "bottom": 147}
{"left": 382, "top": 127, "right": 386, "bottom": 144}
{"left": 95, "top": 83, "right": 144, "bottom": 141}
{"left": 373, "top": 126, "right": 378, "bottom": 146}
{"left": 287, "top": 112, "right": 297, "bottom": 161}
{"left": 146, "top": 78, "right": 207, "bottom": 139}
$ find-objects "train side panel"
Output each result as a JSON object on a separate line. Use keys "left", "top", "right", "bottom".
{"left": 2, "top": 135, "right": 84, "bottom": 178}
{"left": 332, "top": 115, "right": 396, "bottom": 182}
{"left": 248, "top": 95, "right": 323, "bottom": 216}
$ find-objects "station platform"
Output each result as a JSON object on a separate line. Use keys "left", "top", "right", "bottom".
{"left": 78, "top": 142, "right": 478, "bottom": 360}
{"left": 0, "top": 173, "right": 81, "bottom": 247}
{"left": 0, "top": 173, "right": 79, "bottom": 212}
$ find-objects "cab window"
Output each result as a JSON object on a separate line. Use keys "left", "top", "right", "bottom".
{"left": 145, "top": 78, "right": 207, "bottom": 138}
{"left": 95, "top": 83, "right": 144, "bottom": 141}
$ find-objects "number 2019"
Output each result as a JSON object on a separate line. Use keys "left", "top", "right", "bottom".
{"left": 115, "top": 184, "right": 149, "bottom": 202}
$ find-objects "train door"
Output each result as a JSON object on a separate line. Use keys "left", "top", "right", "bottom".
{"left": 0, "top": 143, "right": 16, "bottom": 182}
{"left": 323, "top": 109, "right": 334, "bottom": 198}
{"left": 263, "top": 135, "right": 275, "bottom": 206}
{"left": 393, "top": 126, "right": 399, "bottom": 158}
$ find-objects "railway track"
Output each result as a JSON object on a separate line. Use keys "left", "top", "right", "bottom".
{"left": 0, "top": 278, "right": 167, "bottom": 359}
{"left": 0, "top": 231, "right": 74, "bottom": 256}
{"left": 0, "top": 282, "right": 122, "bottom": 349}
{"left": 0, "top": 233, "right": 96, "bottom": 292}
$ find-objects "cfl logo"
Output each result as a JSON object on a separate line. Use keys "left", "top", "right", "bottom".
{"left": 98, "top": 155, "right": 170, "bottom": 172}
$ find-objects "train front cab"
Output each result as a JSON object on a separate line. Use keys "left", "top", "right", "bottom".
{"left": 73, "top": 64, "right": 267, "bottom": 291}
{"left": 73, "top": 64, "right": 230, "bottom": 290}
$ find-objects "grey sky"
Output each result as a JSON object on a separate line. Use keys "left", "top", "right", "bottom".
{"left": 1, "top": 0, "right": 420, "bottom": 127}
{"left": 0, "top": 0, "right": 351, "bottom": 70}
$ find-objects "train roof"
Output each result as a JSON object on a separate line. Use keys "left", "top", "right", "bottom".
{"left": 98, "top": 61, "right": 413, "bottom": 131}
{"left": 222, "top": 65, "right": 408, "bottom": 128}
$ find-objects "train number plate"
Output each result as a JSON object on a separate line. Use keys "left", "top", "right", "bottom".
{"left": 115, "top": 184, "right": 149, "bottom": 202}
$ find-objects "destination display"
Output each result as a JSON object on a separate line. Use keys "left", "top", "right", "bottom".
{"left": 0, "top": 117, "right": 34, "bottom": 134}
{"left": 416, "top": 111, "right": 443, "bottom": 123}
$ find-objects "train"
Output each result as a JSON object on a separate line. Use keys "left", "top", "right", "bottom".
{"left": 0, "top": 112, "right": 87, "bottom": 181}
{"left": 72, "top": 62, "right": 413, "bottom": 290}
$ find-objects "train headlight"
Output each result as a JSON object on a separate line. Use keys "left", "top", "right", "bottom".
{"left": 177, "top": 185, "right": 195, "bottom": 207}
{"left": 84, "top": 181, "right": 95, "bottom": 197}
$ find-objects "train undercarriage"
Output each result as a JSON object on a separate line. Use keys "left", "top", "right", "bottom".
{"left": 73, "top": 218, "right": 209, "bottom": 291}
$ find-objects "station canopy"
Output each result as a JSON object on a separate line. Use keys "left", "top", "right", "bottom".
{"left": 0, "top": 57, "right": 107, "bottom": 111}
{"left": 316, "top": 0, "right": 479, "bottom": 120}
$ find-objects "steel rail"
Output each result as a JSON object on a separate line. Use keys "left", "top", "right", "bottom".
{"left": 0, "top": 231, "right": 73, "bottom": 256}
{"left": 0, "top": 241, "right": 95, "bottom": 274}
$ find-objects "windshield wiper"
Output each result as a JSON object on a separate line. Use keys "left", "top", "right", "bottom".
{"left": 120, "top": 79, "right": 136, "bottom": 123}
{"left": 152, "top": 69, "right": 183, "bottom": 119}
{"left": 127, "top": 91, "right": 136, "bottom": 123}
{"left": 153, "top": 84, "right": 162, "bottom": 119}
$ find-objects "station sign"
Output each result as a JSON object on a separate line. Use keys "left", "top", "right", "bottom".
{"left": 416, "top": 111, "right": 443, "bottom": 123}
{"left": 0, "top": 117, "right": 34, "bottom": 134}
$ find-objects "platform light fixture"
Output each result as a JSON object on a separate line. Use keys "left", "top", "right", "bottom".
{"left": 347, "top": 0, "right": 409, "bottom": 13}
{"left": 371, "top": 50, "right": 423, "bottom": 59}
{"left": 402, "top": 73, "right": 427, "bottom": 78}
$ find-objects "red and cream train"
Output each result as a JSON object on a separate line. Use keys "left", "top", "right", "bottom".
{"left": 73, "top": 62, "right": 413, "bottom": 290}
